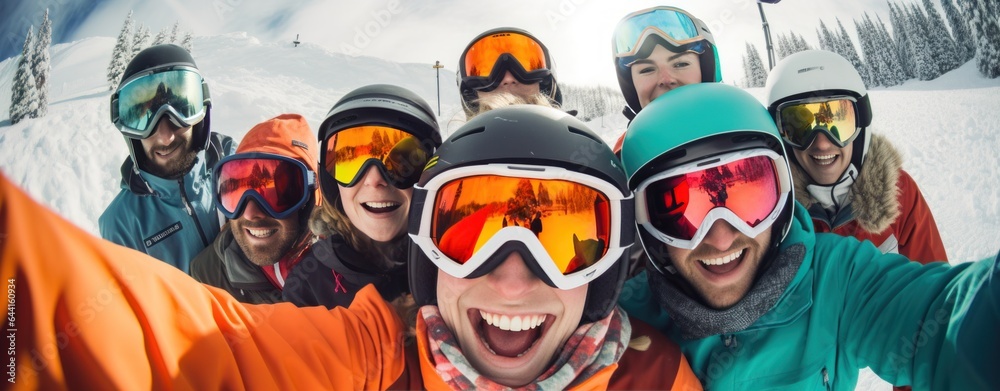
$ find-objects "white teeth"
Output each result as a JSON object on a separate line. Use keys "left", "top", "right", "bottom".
{"left": 247, "top": 228, "right": 277, "bottom": 238}
{"left": 700, "top": 249, "right": 744, "bottom": 266}
{"left": 364, "top": 201, "right": 399, "bottom": 209}
{"left": 810, "top": 154, "right": 837, "bottom": 165}
{"left": 479, "top": 310, "right": 545, "bottom": 331}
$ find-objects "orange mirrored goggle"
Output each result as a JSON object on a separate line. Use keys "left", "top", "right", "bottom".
{"left": 321, "top": 125, "right": 432, "bottom": 189}
{"left": 776, "top": 96, "right": 860, "bottom": 149}
{"left": 461, "top": 31, "right": 550, "bottom": 79}
{"left": 410, "top": 165, "right": 634, "bottom": 290}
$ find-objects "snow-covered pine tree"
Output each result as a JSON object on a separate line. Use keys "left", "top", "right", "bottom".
{"left": 741, "top": 50, "right": 751, "bottom": 88}
{"left": 889, "top": 2, "right": 916, "bottom": 79}
{"left": 32, "top": 8, "right": 52, "bottom": 118}
{"left": 106, "top": 10, "right": 135, "bottom": 90}
{"left": 777, "top": 32, "right": 790, "bottom": 60}
{"left": 793, "top": 32, "right": 812, "bottom": 53}
{"left": 152, "top": 28, "right": 168, "bottom": 46}
{"left": 960, "top": 0, "right": 1000, "bottom": 77}
{"left": 836, "top": 18, "right": 872, "bottom": 86}
{"left": 818, "top": 20, "right": 837, "bottom": 52}
{"left": 922, "top": 0, "right": 962, "bottom": 73}
{"left": 745, "top": 42, "right": 768, "bottom": 88}
{"left": 169, "top": 22, "right": 180, "bottom": 43}
{"left": 856, "top": 16, "right": 882, "bottom": 87}
{"left": 10, "top": 27, "right": 40, "bottom": 124}
{"left": 131, "top": 23, "right": 150, "bottom": 60}
{"left": 905, "top": 3, "right": 940, "bottom": 80}
{"left": 875, "top": 14, "right": 907, "bottom": 86}
{"left": 942, "top": 0, "right": 976, "bottom": 62}
{"left": 180, "top": 32, "right": 193, "bottom": 52}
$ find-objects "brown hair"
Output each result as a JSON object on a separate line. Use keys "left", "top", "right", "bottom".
{"left": 309, "top": 194, "right": 407, "bottom": 273}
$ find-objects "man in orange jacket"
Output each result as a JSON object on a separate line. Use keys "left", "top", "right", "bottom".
{"left": 1, "top": 105, "right": 700, "bottom": 390}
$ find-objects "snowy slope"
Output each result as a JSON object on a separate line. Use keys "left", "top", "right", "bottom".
{"left": 0, "top": 33, "right": 998, "bottom": 391}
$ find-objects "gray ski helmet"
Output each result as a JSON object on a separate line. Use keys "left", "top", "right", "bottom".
{"left": 115, "top": 44, "right": 212, "bottom": 172}
{"left": 408, "top": 105, "right": 633, "bottom": 324}
{"left": 456, "top": 27, "right": 563, "bottom": 115}
{"left": 612, "top": 6, "right": 721, "bottom": 117}
{"left": 317, "top": 84, "right": 442, "bottom": 203}
{"left": 764, "top": 50, "right": 873, "bottom": 173}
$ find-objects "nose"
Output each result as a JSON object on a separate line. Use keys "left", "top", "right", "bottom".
{"left": 808, "top": 132, "right": 838, "bottom": 151}
{"left": 241, "top": 199, "right": 268, "bottom": 221}
{"left": 499, "top": 71, "right": 519, "bottom": 87}
{"left": 150, "top": 118, "right": 183, "bottom": 145}
{"left": 360, "top": 165, "right": 389, "bottom": 188}
{"left": 699, "top": 220, "right": 740, "bottom": 252}
{"left": 486, "top": 252, "right": 541, "bottom": 300}
{"left": 657, "top": 67, "right": 679, "bottom": 88}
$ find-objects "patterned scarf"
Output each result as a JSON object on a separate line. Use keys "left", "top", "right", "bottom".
{"left": 420, "top": 305, "right": 630, "bottom": 390}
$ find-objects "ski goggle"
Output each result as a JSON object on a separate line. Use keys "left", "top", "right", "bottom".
{"left": 635, "top": 149, "right": 790, "bottom": 250}
{"left": 775, "top": 96, "right": 860, "bottom": 149}
{"left": 410, "top": 164, "right": 633, "bottom": 290}
{"left": 110, "top": 66, "right": 209, "bottom": 139}
{"left": 613, "top": 6, "right": 709, "bottom": 63}
{"left": 322, "top": 125, "right": 433, "bottom": 189}
{"left": 459, "top": 31, "right": 553, "bottom": 91}
{"left": 213, "top": 153, "right": 316, "bottom": 220}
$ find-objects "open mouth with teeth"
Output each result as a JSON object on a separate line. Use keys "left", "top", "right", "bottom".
{"left": 361, "top": 201, "right": 401, "bottom": 214}
{"left": 809, "top": 153, "right": 839, "bottom": 166}
{"left": 246, "top": 227, "right": 278, "bottom": 238}
{"left": 698, "top": 248, "right": 745, "bottom": 275}
{"left": 472, "top": 309, "right": 549, "bottom": 358}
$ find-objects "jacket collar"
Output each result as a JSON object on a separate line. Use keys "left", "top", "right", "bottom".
{"left": 118, "top": 150, "right": 208, "bottom": 197}
{"left": 792, "top": 133, "right": 902, "bottom": 233}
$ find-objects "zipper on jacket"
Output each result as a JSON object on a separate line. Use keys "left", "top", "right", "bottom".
{"left": 722, "top": 334, "right": 738, "bottom": 349}
{"left": 178, "top": 179, "right": 210, "bottom": 246}
{"left": 822, "top": 367, "right": 830, "bottom": 389}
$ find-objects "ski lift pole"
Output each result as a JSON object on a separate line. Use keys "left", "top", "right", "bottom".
{"left": 757, "top": 1, "right": 776, "bottom": 70}
{"left": 433, "top": 61, "right": 444, "bottom": 116}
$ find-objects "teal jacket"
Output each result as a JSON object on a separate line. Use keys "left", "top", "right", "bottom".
{"left": 99, "top": 133, "right": 235, "bottom": 273}
{"left": 619, "top": 203, "right": 999, "bottom": 390}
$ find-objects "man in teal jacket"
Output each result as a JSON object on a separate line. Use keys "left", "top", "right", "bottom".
{"left": 617, "top": 83, "right": 999, "bottom": 390}
{"left": 99, "top": 44, "right": 235, "bottom": 273}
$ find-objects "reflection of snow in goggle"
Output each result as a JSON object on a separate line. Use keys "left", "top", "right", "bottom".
{"left": 614, "top": 7, "right": 704, "bottom": 58}
{"left": 636, "top": 148, "right": 791, "bottom": 250}
{"left": 411, "top": 164, "right": 633, "bottom": 290}
{"left": 214, "top": 153, "right": 315, "bottom": 220}
{"left": 777, "top": 97, "right": 859, "bottom": 149}
{"left": 113, "top": 67, "right": 207, "bottom": 139}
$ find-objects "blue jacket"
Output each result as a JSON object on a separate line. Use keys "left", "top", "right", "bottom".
{"left": 619, "top": 202, "right": 999, "bottom": 390}
{"left": 99, "top": 133, "right": 235, "bottom": 273}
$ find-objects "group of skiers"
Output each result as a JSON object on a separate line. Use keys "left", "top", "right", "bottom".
{"left": 1, "top": 5, "right": 997, "bottom": 390}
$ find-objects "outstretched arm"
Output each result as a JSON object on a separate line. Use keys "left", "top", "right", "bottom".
{"left": 0, "top": 173, "right": 405, "bottom": 390}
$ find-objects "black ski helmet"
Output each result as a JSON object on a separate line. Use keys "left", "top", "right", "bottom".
{"left": 115, "top": 44, "right": 212, "bottom": 172}
{"left": 317, "top": 84, "right": 442, "bottom": 203}
{"left": 456, "top": 27, "right": 563, "bottom": 115}
{"left": 408, "top": 105, "right": 633, "bottom": 324}
{"left": 612, "top": 7, "right": 721, "bottom": 118}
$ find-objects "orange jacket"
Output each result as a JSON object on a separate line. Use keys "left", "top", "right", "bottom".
{"left": 1, "top": 173, "right": 404, "bottom": 390}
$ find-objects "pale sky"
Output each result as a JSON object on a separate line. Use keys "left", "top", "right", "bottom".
{"left": 48, "top": 0, "right": 915, "bottom": 87}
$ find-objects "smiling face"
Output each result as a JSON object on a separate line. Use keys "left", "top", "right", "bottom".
{"left": 338, "top": 166, "right": 412, "bottom": 242}
{"left": 231, "top": 200, "right": 302, "bottom": 266}
{"left": 792, "top": 132, "right": 854, "bottom": 185}
{"left": 140, "top": 117, "right": 198, "bottom": 179}
{"left": 666, "top": 220, "right": 772, "bottom": 309}
{"left": 436, "top": 252, "right": 587, "bottom": 387}
{"left": 475, "top": 71, "right": 542, "bottom": 102}
{"left": 630, "top": 44, "right": 703, "bottom": 108}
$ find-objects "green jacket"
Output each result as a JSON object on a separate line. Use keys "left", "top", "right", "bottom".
{"left": 619, "top": 203, "right": 999, "bottom": 390}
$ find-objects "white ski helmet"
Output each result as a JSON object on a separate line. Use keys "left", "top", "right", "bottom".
{"left": 764, "top": 49, "right": 873, "bottom": 170}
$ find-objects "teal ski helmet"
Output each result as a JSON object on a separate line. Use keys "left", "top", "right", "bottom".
{"left": 622, "top": 83, "right": 794, "bottom": 281}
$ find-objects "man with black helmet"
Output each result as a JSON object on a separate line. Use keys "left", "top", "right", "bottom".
{"left": 618, "top": 83, "right": 999, "bottom": 390}
{"left": 456, "top": 27, "right": 564, "bottom": 118}
{"left": 99, "top": 44, "right": 235, "bottom": 273}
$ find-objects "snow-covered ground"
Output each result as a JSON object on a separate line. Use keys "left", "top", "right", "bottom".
{"left": 2, "top": 34, "right": 999, "bottom": 390}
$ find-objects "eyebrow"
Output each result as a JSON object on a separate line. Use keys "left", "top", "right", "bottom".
{"left": 627, "top": 51, "right": 694, "bottom": 68}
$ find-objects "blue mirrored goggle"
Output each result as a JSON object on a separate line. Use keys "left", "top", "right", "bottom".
{"left": 110, "top": 67, "right": 209, "bottom": 139}
{"left": 613, "top": 7, "right": 705, "bottom": 61}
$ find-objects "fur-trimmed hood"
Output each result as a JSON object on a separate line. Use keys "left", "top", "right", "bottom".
{"left": 791, "top": 132, "right": 902, "bottom": 233}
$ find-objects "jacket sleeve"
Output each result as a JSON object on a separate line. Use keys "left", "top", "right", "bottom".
{"left": 98, "top": 196, "right": 140, "bottom": 251}
{"left": 0, "top": 174, "right": 405, "bottom": 390}
{"left": 894, "top": 170, "right": 948, "bottom": 263}
{"left": 832, "top": 237, "right": 999, "bottom": 390}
